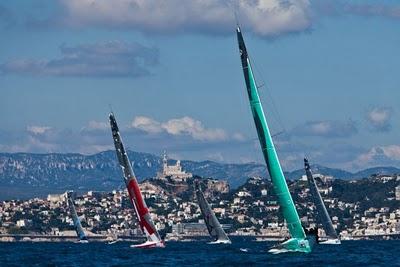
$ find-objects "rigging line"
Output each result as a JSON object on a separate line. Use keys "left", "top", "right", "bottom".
{"left": 242, "top": 27, "right": 297, "bottom": 172}
{"left": 249, "top": 44, "right": 315, "bottom": 170}
{"left": 271, "top": 131, "right": 285, "bottom": 139}
{"left": 248, "top": 54, "right": 303, "bottom": 172}
{"left": 248, "top": 53, "right": 287, "bottom": 136}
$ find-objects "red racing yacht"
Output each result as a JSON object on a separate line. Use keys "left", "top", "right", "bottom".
{"left": 109, "top": 113, "right": 164, "bottom": 248}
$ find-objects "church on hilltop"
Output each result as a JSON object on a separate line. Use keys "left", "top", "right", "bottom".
{"left": 156, "top": 151, "right": 193, "bottom": 182}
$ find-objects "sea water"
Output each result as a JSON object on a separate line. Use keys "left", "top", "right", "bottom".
{"left": 0, "top": 239, "right": 399, "bottom": 266}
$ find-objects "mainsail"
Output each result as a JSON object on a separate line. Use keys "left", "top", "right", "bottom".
{"left": 236, "top": 26, "right": 311, "bottom": 253}
{"left": 195, "top": 181, "right": 231, "bottom": 244}
{"left": 109, "top": 113, "right": 164, "bottom": 248}
{"left": 66, "top": 191, "right": 87, "bottom": 242}
{"left": 304, "top": 158, "right": 340, "bottom": 244}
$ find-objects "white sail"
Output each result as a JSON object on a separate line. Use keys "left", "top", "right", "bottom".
{"left": 66, "top": 191, "right": 88, "bottom": 242}
{"left": 195, "top": 181, "right": 231, "bottom": 244}
{"left": 304, "top": 159, "right": 340, "bottom": 244}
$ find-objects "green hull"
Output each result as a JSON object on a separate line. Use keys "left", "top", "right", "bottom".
{"left": 268, "top": 238, "right": 312, "bottom": 254}
{"left": 236, "top": 27, "right": 311, "bottom": 253}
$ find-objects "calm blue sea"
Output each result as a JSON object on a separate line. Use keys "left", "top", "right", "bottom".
{"left": 0, "top": 239, "right": 399, "bottom": 266}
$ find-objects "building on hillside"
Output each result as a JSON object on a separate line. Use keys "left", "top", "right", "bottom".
{"left": 395, "top": 185, "right": 400, "bottom": 201}
{"left": 47, "top": 193, "right": 66, "bottom": 203}
{"left": 315, "top": 174, "right": 334, "bottom": 183}
{"left": 156, "top": 151, "right": 192, "bottom": 182}
{"left": 87, "top": 191, "right": 106, "bottom": 198}
{"left": 261, "top": 189, "right": 268, "bottom": 196}
{"left": 16, "top": 219, "right": 32, "bottom": 228}
{"left": 172, "top": 222, "right": 208, "bottom": 236}
{"left": 300, "top": 175, "right": 308, "bottom": 181}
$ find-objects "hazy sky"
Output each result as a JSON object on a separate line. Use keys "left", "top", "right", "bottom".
{"left": 1, "top": 0, "right": 400, "bottom": 171}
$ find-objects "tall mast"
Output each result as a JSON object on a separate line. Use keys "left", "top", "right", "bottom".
{"left": 109, "top": 113, "right": 164, "bottom": 248}
{"left": 236, "top": 26, "right": 311, "bottom": 253}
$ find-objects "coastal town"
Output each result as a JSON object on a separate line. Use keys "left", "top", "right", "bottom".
{"left": 1, "top": 155, "right": 400, "bottom": 242}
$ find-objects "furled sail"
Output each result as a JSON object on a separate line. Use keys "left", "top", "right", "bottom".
{"left": 195, "top": 181, "right": 231, "bottom": 244}
{"left": 236, "top": 26, "right": 311, "bottom": 253}
{"left": 66, "top": 191, "right": 87, "bottom": 242}
{"left": 304, "top": 158, "right": 340, "bottom": 244}
{"left": 109, "top": 113, "right": 164, "bottom": 248}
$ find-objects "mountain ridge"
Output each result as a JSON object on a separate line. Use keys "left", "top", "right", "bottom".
{"left": 1, "top": 151, "right": 399, "bottom": 200}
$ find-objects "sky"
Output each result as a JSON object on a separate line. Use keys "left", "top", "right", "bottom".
{"left": 1, "top": 0, "right": 400, "bottom": 171}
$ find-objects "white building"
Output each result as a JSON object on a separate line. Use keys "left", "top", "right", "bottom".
{"left": 157, "top": 152, "right": 192, "bottom": 182}
{"left": 237, "top": 191, "right": 251, "bottom": 197}
{"left": 261, "top": 189, "right": 268, "bottom": 196}
{"left": 300, "top": 175, "right": 308, "bottom": 181}
{"left": 395, "top": 185, "right": 400, "bottom": 201}
{"left": 16, "top": 219, "right": 32, "bottom": 228}
{"left": 47, "top": 193, "right": 66, "bottom": 203}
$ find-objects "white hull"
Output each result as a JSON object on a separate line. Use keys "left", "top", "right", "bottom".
{"left": 319, "top": 238, "right": 341, "bottom": 245}
{"left": 208, "top": 239, "right": 232, "bottom": 245}
{"left": 268, "top": 248, "right": 290, "bottom": 254}
{"left": 130, "top": 240, "right": 165, "bottom": 249}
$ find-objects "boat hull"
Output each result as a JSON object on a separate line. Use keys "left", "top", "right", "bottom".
{"left": 319, "top": 238, "right": 341, "bottom": 245}
{"left": 268, "top": 238, "right": 312, "bottom": 254}
{"left": 208, "top": 239, "right": 232, "bottom": 245}
{"left": 130, "top": 240, "right": 165, "bottom": 249}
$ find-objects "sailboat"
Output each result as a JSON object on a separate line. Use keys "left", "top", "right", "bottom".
{"left": 304, "top": 158, "right": 341, "bottom": 244}
{"left": 66, "top": 191, "right": 88, "bottom": 243}
{"left": 109, "top": 113, "right": 165, "bottom": 248}
{"left": 236, "top": 26, "right": 312, "bottom": 253}
{"left": 194, "top": 181, "right": 231, "bottom": 244}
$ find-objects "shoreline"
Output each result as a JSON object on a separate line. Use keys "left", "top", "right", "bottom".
{"left": 1, "top": 234, "right": 399, "bottom": 243}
